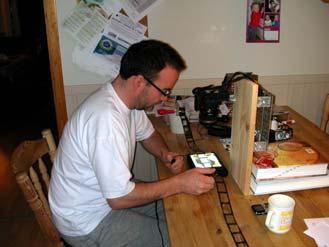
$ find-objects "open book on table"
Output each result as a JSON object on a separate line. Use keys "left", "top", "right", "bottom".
{"left": 252, "top": 141, "right": 328, "bottom": 181}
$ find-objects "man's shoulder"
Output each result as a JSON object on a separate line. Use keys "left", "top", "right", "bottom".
{"left": 77, "top": 85, "right": 119, "bottom": 116}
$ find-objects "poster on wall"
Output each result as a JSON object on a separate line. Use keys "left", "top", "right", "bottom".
{"left": 246, "top": 0, "right": 281, "bottom": 43}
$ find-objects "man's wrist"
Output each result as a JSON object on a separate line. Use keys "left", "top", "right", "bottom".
{"left": 169, "top": 175, "right": 184, "bottom": 194}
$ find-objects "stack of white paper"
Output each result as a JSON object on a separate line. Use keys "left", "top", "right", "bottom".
{"left": 304, "top": 218, "right": 329, "bottom": 247}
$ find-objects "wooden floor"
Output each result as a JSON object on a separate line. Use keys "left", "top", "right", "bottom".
{"left": 0, "top": 129, "right": 48, "bottom": 246}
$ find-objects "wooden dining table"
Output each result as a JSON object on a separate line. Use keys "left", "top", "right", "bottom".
{"left": 151, "top": 105, "right": 329, "bottom": 247}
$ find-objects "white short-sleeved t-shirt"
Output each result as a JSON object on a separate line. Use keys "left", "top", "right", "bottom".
{"left": 48, "top": 82, "right": 154, "bottom": 236}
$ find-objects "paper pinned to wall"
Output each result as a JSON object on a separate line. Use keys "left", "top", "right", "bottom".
{"left": 122, "top": 0, "right": 162, "bottom": 23}
{"left": 72, "top": 14, "right": 147, "bottom": 77}
{"left": 108, "top": 12, "right": 147, "bottom": 43}
{"left": 72, "top": 34, "right": 128, "bottom": 78}
{"left": 72, "top": 43, "right": 117, "bottom": 77}
{"left": 63, "top": 1, "right": 108, "bottom": 48}
{"left": 65, "top": 0, "right": 156, "bottom": 77}
{"left": 93, "top": 34, "right": 129, "bottom": 74}
{"left": 83, "top": 0, "right": 122, "bottom": 17}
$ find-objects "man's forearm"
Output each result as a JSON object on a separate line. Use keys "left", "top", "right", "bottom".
{"left": 107, "top": 168, "right": 216, "bottom": 210}
{"left": 141, "top": 130, "right": 170, "bottom": 162}
{"left": 107, "top": 177, "right": 181, "bottom": 210}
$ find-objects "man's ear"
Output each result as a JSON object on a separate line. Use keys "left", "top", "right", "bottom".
{"left": 133, "top": 75, "right": 146, "bottom": 89}
{"left": 127, "top": 75, "right": 146, "bottom": 93}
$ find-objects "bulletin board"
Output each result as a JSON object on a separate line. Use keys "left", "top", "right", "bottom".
{"left": 63, "top": 0, "right": 151, "bottom": 79}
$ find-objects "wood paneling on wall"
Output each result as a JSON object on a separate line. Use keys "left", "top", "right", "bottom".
{"left": 64, "top": 74, "right": 329, "bottom": 132}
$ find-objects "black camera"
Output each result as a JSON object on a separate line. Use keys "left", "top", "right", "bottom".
{"left": 192, "top": 85, "right": 229, "bottom": 126}
{"left": 192, "top": 72, "right": 256, "bottom": 127}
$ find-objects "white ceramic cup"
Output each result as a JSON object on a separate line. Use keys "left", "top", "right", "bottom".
{"left": 265, "top": 194, "right": 295, "bottom": 234}
{"left": 169, "top": 114, "right": 184, "bottom": 134}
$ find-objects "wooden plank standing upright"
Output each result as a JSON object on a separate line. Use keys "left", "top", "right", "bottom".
{"left": 230, "top": 79, "right": 258, "bottom": 195}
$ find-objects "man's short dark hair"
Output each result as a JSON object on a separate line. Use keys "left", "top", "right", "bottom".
{"left": 119, "top": 39, "right": 186, "bottom": 80}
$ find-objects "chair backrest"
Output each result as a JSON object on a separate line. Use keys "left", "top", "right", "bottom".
{"left": 11, "top": 129, "right": 64, "bottom": 247}
{"left": 320, "top": 94, "right": 329, "bottom": 132}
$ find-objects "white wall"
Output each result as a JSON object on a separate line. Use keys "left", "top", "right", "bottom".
{"left": 148, "top": 0, "right": 329, "bottom": 79}
{"left": 56, "top": 0, "right": 329, "bottom": 85}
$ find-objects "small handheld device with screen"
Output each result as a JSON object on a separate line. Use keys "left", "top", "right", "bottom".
{"left": 187, "top": 152, "right": 228, "bottom": 177}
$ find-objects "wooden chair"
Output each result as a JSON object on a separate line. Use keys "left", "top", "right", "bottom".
{"left": 320, "top": 94, "right": 329, "bottom": 132}
{"left": 11, "top": 129, "right": 64, "bottom": 247}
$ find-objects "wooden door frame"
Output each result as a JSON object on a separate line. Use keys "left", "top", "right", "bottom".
{"left": 43, "top": 0, "right": 67, "bottom": 137}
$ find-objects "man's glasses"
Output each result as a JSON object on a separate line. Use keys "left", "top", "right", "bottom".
{"left": 144, "top": 77, "right": 171, "bottom": 97}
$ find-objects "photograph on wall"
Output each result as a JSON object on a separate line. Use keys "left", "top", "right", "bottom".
{"left": 246, "top": 0, "right": 281, "bottom": 43}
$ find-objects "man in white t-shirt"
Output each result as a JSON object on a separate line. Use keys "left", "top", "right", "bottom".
{"left": 48, "top": 39, "right": 216, "bottom": 247}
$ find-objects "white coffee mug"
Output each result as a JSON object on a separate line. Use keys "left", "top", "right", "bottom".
{"left": 169, "top": 114, "right": 184, "bottom": 134}
{"left": 265, "top": 194, "right": 295, "bottom": 234}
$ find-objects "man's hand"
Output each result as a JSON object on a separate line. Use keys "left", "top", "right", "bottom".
{"left": 176, "top": 168, "right": 216, "bottom": 195}
{"left": 162, "top": 152, "right": 184, "bottom": 174}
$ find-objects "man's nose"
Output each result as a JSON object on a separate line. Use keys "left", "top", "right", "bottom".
{"left": 161, "top": 95, "right": 169, "bottom": 101}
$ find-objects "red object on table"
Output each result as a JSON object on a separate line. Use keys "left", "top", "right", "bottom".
{"left": 157, "top": 109, "right": 175, "bottom": 115}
